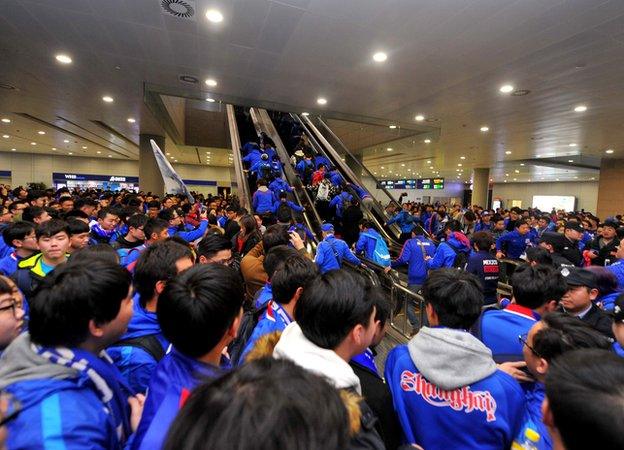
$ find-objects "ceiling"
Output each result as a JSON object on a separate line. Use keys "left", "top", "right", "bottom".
{"left": 1, "top": 0, "right": 623, "bottom": 183}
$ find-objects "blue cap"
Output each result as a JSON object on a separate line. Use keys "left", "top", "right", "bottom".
{"left": 321, "top": 223, "right": 334, "bottom": 232}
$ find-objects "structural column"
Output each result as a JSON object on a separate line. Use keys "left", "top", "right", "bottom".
{"left": 471, "top": 168, "right": 490, "bottom": 208}
{"left": 139, "top": 134, "right": 165, "bottom": 195}
{"left": 597, "top": 158, "right": 624, "bottom": 218}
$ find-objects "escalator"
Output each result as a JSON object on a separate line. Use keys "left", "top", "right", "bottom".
{"left": 226, "top": 104, "right": 251, "bottom": 210}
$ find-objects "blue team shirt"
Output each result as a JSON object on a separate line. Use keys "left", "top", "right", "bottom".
{"left": 240, "top": 301, "right": 292, "bottom": 363}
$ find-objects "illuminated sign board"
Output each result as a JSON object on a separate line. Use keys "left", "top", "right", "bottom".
{"left": 378, "top": 178, "right": 444, "bottom": 190}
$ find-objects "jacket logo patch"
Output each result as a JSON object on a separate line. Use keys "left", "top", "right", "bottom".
{"left": 400, "top": 371, "right": 497, "bottom": 422}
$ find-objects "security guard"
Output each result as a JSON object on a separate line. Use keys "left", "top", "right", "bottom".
{"left": 561, "top": 221, "right": 584, "bottom": 267}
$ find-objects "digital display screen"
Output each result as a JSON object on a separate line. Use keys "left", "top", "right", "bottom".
{"left": 378, "top": 178, "right": 444, "bottom": 190}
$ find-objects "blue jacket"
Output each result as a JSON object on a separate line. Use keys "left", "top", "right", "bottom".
{"left": 242, "top": 142, "right": 259, "bottom": 155}
{"left": 118, "top": 244, "right": 147, "bottom": 269}
{"left": 607, "top": 260, "right": 624, "bottom": 290}
{"left": 475, "top": 222, "right": 493, "bottom": 232}
{"left": 613, "top": 341, "right": 624, "bottom": 357}
{"left": 327, "top": 170, "right": 344, "bottom": 186}
{"left": 0, "top": 252, "right": 19, "bottom": 276}
{"left": 385, "top": 337, "right": 524, "bottom": 449}
{"left": 466, "top": 251, "right": 500, "bottom": 303}
{"left": 598, "top": 291, "right": 620, "bottom": 312}
{"left": 168, "top": 219, "right": 208, "bottom": 243}
{"left": 289, "top": 223, "right": 315, "bottom": 241}
{"left": 131, "top": 348, "right": 223, "bottom": 450}
{"left": 315, "top": 234, "right": 360, "bottom": 274}
{"left": 269, "top": 177, "right": 293, "bottom": 194}
{"left": 240, "top": 300, "right": 292, "bottom": 363}
{"left": 496, "top": 230, "right": 531, "bottom": 259}
{"left": 252, "top": 187, "right": 277, "bottom": 214}
{"left": 255, "top": 282, "right": 273, "bottom": 309}
{"left": 476, "top": 304, "right": 539, "bottom": 363}
{"left": 296, "top": 159, "right": 315, "bottom": 179}
{"left": 273, "top": 200, "right": 304, "bottom": 215}
{"left": 391, "top": 236, "right": 435, "bottom": 285}
{"left": 348, "top": 183, "right": 371, "bottom": 199}
{"left": 107, "top": 294, "right": 169, "bottom": 394}
{"left": 388, "top": 210, "right": 415, "bottom": 234}
{"left": 355, "top": 228, "right": 383, "bottom": 260}
{"left": 242, "top": 149, "right": 262, "bottom": 168}
{"left": 328, "top": 191, "right": 353, "bottom": 218}
{"left": 251, "top": 160, "right": 273, "bottom": 178}
{"left": 514, "top": 382, "right": 551, "bottom": 450}
{"left": 314, "top": 155, "right": 331, "bottom": 169}
{"left": 0, "top": 234, "right": 12, "bottom": 259}
{"left": 426, "top": 235, "right": 470, "bottom": 270}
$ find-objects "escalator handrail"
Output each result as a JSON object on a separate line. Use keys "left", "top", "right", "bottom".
{"left": 226, "top": 104, "right": 251, "bottom": 210}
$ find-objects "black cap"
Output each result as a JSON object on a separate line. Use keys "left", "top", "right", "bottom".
{"left": 540, "top": 231, "right": 565, "bottom": 251}
{"left": 601, "top": 219, "right": 619, "bottom": 230}
{"left": 560, "top": 267, "right": 597, "bottom": 289}
{"left": 564, "top": 221, "right": 584, "bottom": 233}
{"left": 613, "top": 294, "right": 624, "bottom": 322}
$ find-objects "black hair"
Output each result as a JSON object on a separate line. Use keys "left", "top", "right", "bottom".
{"left": 525, "top": 247, "right": 553, "bottom": 266}
{"left": 256, "top": 178, "right": 267, "bottom": 187}
{"left": 8, "top": 200, "right": 27, "bottom": 214}
{"left": 66, "top": 218, "right": 90, "bottom": 235}
{"left": 144, "top": 218, "right": 169, "bottom": 239}
{"left": 545, "top": 349, "right": 624, "bottom": 450}
{"left": 263, "top": 245, "right": 299, "bottom": 279}
{"left": 2, "top": 221, "right": 35, "bottom": 245}
{"left": 197, "top": 234, "right": 232, "bottom": 260}
{"left": 147, "top": 200, "right": 161, "bottom": 209}
{"left": 26, "top": 190, "right": 45, "bottom": 203}
{"left": 163, "top": 358, "right": 349, "bottom": 450}
{"left": 97, "top": 207, "right": 118, "bottom": 220}
{"left": 21, "top": 206, "right": 46, "bottom": 223}
{"left": 271, "top": 254, "right": 318, "bottom": 305}
{"left": 463, "top": 210, "right": 476, "bottom": 222}
{"left": 532, "top": 312, "right": 611, "bottom": 362}
{"left": 539, "top": 215, "right": 551, "bottom": 224}
{"left": 511, "top": 265, "right": 565, "bottom": 309}
{"left": 28, "top": 261, "right": 131, "bottom": 347}
{"left": 68, "top": 244, "right": 120, "bottom": 265}
{"left": 372, "top": 284, "right": 390, "bottom": 326}
{"left": 158, "top": 207, "right": 177, "bottom": 222}
{"left": 296, "top": 270, "right": 376, "bottom": 349}
{"left": 35, "top": 219, "right": 69, "bottom": 240}
{"left": 74, "top": 197, "right": 97, "bottom": 209}
{"left": 422, "top": 268, "right": 483, "bottom": 329}
{"left": 133, "top": 240, "right": 194, "bottom": 305}
{"left": 358, "top": 218, "right": 375, "bottom": 229}
{"left": 158, "top": 264, "right": 243, "bottom": 358}
{"left": 59, "top": 196, "right": 74, "bottom": 205}
{"left": 226, "top": 205, "right": 239, "bottom": 213}
{"left": 515, "top": 219, "right": 529, "bottom": 228}
{"left": 63, "top": 209, "right": 89, "bottom": 220}
{"left": 444, "top": 219, "right": 462, "bottom": 232}
{"left": 278, "top": 192, "right": 288, "bottom": 200}
{"left": 126, "top": 213, "right": 148, "bottom": 230}
{"left": 471, "top": 231, "right": 493, "bottom": 251}
{"left": 262, "top": 224, "right": 290, "bottom": 253}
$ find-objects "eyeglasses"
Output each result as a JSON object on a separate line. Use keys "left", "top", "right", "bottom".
{"left": 0, "top": 298, "right": 23, "bottom": 319}
{"left": 208, "top": 257, "right": 234, "bottom": 266}
{"left": 518, "top": 333, "right": 541, "bottom": 357}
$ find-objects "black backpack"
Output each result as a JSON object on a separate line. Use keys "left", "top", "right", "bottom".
{"left": 448, "top": 243, "right": 468, "bottom": 270}
{"left": 228, "top": 303, "right": 269, "bottom": 366}
{"left": 276, "top": 202, "right": 292, "bottom": 223}
{"left": 114, "top": 334, "right": 166, "bottom": 362}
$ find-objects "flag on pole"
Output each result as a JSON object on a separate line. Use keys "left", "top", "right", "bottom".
{"left": 149, "top": 139, "right": 194, "bottom": 203}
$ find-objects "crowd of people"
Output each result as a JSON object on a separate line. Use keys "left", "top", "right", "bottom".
{"left": 0, "top": 167, "right": 623, "bottom": 450}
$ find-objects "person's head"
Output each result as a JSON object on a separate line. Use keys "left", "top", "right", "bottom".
{"left": 159, "top": 207, "right": 182, "bottom": 227}
{"left": 256, "top": 178, "right": 267, "bottom": 188}
{"left": 26, "top": 190, "right": 46, "bottom": 207}
{"left": 59, "top": 196, "right": 74, "bottom": 213}
{"left": 358, "top": 219, "right": 374, "bottom": 231}
{"left": 125, "top": 213, "right": 147, "bottom": 241}
{"left": 613, "top": 294, "right": 624, "bottom": 346}
{"left": 8, "top": 200, "right": 27, "bottom": 217}
{"left": 133, "top": 240, "right": 195, "bottom": 306}
{"left": 262, "top": 224, "right": 290, "bottom": 253}
{"left": 543, "top": 349, "right": 624, "bottom": 450}
{"left": 584, "top": 266, "right": 619, "bottom": 298}
{"left": 0, "top": 276, "right": 25, "bottom": 350}
{"left": 522, "top": 312, "right": 611, "bottom": 383}
{"left": 601, "top": 220, "right": 618, "bottom": 240}
{"left": 560, "top": 268, "right": 599, "bottom": 314}
{"left": 422, "top": 268, "right": 482, "bottom": 329}
{"left": 144, "top": 218, "right": 170, "bottom": 243}
{"left": 28, "top": 260, "right": 133, "bottom": 350}
{"left": 66, "top": 218, "right": 90, "bottom": 252}
{"left": 515, "top": 219, "right": 530, "bottom": 235}
{"left": 197, "top": 234, "right": 232, "bottom": 265}
{"left": 0, "top": 205, "right": 13, "bottom": 224}
{"left": 512, "top": 265, "right": 566, "bottom": 311}
{"left": 74, "top": 197, "right": 98, "bottom": 217}
{"left": 158, "top": 264, "right": 243, "bottom": 358}
{"left": 481, "top": 212, "right": 491, "bottom": 223}
{"left": 271, "top": 254, "right": 318, "bottom": 306}
{"left": 463, "top": 210, "right": 476, "bottom": 224}
{"left": 96, "top": 207, "right": 119, "bottom": 231}
{"left": 296, "top": 270, "right": 377, "bottom": 358}
{"left": 35, "top": 219, "right": 70, "bottom": 262}
{"left": 510, "top": 207, "right": 521, "bottom": 221}
{"left": 146, "top": 200, "right": 161, "bottom": 218}
{"left": 163, "top": 358, "right": 350, "bottom": 450}
{"left": 525, "top": 247, "right": 553, "bottom": 266}
{"left": 162, "top": 196, "right": 174, "bottom": 209}
{"left": 537, "top": 216, "right": 550, "bottom": 229}
{"left": 2, "top": 221, "right": 37, "bottom": 255}
{"left": 63, "top": 209, "right": 90, "bottom": 223}
{"left": 564, "top": 221, "right": 584, "bottom": 241}
{"left": 21, "top": 206, "right": 50, "bottom": 225}
{"left": 493, "top": 215, "right": 505, "bottom": 230}
{"left": 238, "top": 214, "right": 258, "bottom": 237}
{"left": 443, "top": 219, "right": 462, "bottom": 237}
{"left": 263, "top": 245, "right": 300, "bottom": 282}
{"left": 321, "top": 223, "right": 335, "bottom": 237}
{"left": 225, "top": 205, "right": 238, "bottom": 220}
{"left": 471, "top": 231, "right": 493, "bottom": 252}
{"left": 68, "top": 244, "right": 120, "bottom": 265}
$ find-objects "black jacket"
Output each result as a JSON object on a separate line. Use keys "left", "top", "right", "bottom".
{"left": 561, "top": 237, "right": 582, "bottom": 266}
{"left": 224, "top": 219, "right": 241, "bottom": 241}
{"left": 579, "top": 304, "right": 614, "bottom": 338}
{"left": 587, "top": 237, "right": 618, "bottom": 266}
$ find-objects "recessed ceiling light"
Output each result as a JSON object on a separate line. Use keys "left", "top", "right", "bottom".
{"left": 505, "top": 173, "right": 509, "bottom": 176}
{"left": 569, "top": 143, "right": 577, "bottom": 147}
{"left": 480, "top": 126, "right": 489, "bottom": 132}
{"left": 389, "top": 124, "right": 397, "bottom": 129}
{"left": 205, "top": 9, "right": 224, "bottom": 23}
{"left": 63, "top": 139, "right": 69, "bottom": 143}
{"left": 568, "top": 159, "right": 574, "bottom": 163}
{"left": 37, "top": 131, "right": 45, "bottom": 135}
{"left": 205, "top": 78, "right": 218, "bottom": 87}
{"left": 429, "top": 166, "right": 434, "bottom": 169}
{"left": 591, "top": 177, "right": 595, "bottom": 180}
{"left": 556, "top": 178, "right": 560, "bottom": 181}
{"left": 505, "top": 150, "right": 512, "bottom": 155}
{"left": 458, "top": 163, "right": 462, "bottom": 167}
{"left": 460, "top": 156, "right": 465, "bottom": 159}
{"left": 102, "top": 96, "right": 114, "bottom": 103}
{"left": 30, "top": 142, "right": 36, "bottom": 145}
{"left": 52, "top": 147, "right": 56, "bottom": 150}
{"left": 514, "top": 169, "right": 520, "bottom": 173}
{"left": 206, "top": 97, "right": 216, "bottom": 103}
{"left": 520, "top": 163, "right": 525, "bottom": 166}
{"left": 415, "top": 114, "right": 424, "bottom": 121}
{"left": 68, "top": 152, "right": 73, "bottom": 155}
{"left": 97, "top": 151, "right": 101, "bottom": 154}
{"left": 127, "top": 118, "right": 136, "bottom": 123}
{"left": 513, "top": 178, "right": 517, "bottom": 181}
{"left": 606, "top": 149, "right": 614, "bottom": 154}
{"left": 10, "top": 148, "right": 15, "bottom": 152}
{"left": 1, "top": 135, "right": 8, "bottom": 139}
{"left": 528, "top": 179, "right": 532, "bottom": 182}
{"left": 426, "top": 160, "right": 431, "bottom": 164}
{"left": 574, "top": 105, "right": 587, "bottom": 113}
{"left": 504, "top": 180, "right": 507, "bottom": 183}
{"left": 1, "top": 118, "right": 10, "bottom": 123}
{"left": 372, "top": 52, "right": 387, "bottom": 62}
{"left": 108, "top": 154, "right": 112, "bottom": 158}
{"left": 401, "top": 163, "right": 406, "bottom": 167}
{"left": 381, "top": 166, "right": 384, "bottom": 169}
{"left": 55, "top": 54, "right": 72, "bottom": 64}
{"left": 317, "top": 97, "right": 327, "bottom": 105}
{"left": 386, "top": 148, "right": 393, "bottom": 151}
{"left": 499, "top": 84, "right": 514, "bottom": 93}
{"left": 301, "top": 112, "right": 309, "bottom": 116}
{"left": 424, "top": 139, "right": 431, "bottom": 143}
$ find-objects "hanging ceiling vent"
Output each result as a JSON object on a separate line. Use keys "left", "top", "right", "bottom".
{"left": 160, "top": 0, "right": 196, "bottom": 20}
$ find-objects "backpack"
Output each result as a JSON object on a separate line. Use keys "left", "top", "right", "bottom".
{"left": 303, "top": 160, "right": 315, "bottom": 181}
{"left": 448, "top": 243, "right": 468, "bottom": 270}
{"left": 117, "top": 247, "right": 141, "bottom": 267}
{"left": 316, "top": 180, "right": 331, "bottom": 201}
{"left": 228, "top": 303, "right": 269, "bottom": 366}
{"left": 361, "top": 232, "right": 391, "bottom": 267}
{"left": 114, "top": 335, "right": 166, "bottom": 362}
{"left": 276, "top": 202, "right": 292, "bottom": 223}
